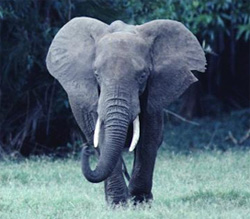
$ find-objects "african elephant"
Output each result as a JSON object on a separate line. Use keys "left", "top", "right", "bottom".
{"left": 46, "top": 17, "right": 206, "bottom": 205}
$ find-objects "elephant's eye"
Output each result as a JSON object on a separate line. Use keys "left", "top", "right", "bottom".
{"left": 138, "top": 72, "right": 147, "bottom": 84}
{"left": 94, "top": 70, "right": 100, "bottom": 80}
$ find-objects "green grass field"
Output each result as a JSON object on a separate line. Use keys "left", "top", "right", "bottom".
{"left": 1, "top": 150, "right": 250, "bottom": 219}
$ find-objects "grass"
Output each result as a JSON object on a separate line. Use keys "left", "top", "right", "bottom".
{"left": 1, "top": 150, "right": 250, "bottom": 219}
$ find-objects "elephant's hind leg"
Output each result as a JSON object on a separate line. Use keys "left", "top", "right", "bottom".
{"left": 104, "top": 156, "right": 128, "bottom": 205}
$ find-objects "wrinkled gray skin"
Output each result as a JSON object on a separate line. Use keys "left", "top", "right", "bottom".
{"left": 46, "top": 17, "right": 206, "bottom": 205}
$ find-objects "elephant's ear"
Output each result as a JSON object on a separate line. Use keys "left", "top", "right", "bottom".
{"left": 46, "top": 17, "right": 108, "bottom": 141}
{"left": 136, "top": 20, "right": 206, "bottom": 111}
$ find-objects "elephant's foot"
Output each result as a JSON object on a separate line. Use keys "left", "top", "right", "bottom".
{"left": 105, "top": 189, "right": 128, "bottom": 206}
{"left": 104, "top": 157, "right": 128, "bottom": 206}
{"left": 105, "top": 178, "right": 128, "bottom": 206}
{"left": 129, "top": 192, "right": 153, "bottom": 205}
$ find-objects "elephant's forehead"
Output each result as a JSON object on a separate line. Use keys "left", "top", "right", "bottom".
{"left": 97, "top": 33, "right": 149, "bottom": 55}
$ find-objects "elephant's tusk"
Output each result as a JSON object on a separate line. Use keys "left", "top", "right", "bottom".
{"left": 129, "top": 116, "right": 140, "bottom": 152}
{"left": 94, "top": 118, "right": 101, "bottom": 148}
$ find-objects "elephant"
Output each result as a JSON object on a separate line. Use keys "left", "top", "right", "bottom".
{"left": 46, "top": 17, "right": 206, "bottom": 205}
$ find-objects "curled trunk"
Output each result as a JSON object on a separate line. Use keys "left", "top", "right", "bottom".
{"left": 81, "top": 103, "right": 129, "bottom": 183}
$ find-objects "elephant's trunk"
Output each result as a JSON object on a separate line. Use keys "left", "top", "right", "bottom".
{"left": 81, "top": 94, "right": 130, "bottom": 183}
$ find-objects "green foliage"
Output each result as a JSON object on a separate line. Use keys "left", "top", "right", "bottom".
{"left": 0, "top": 0, "right": 71, "bottom": 153}
{"left": 164, "top": 108, "right": 250, "bottom": 153}
{"left": 1, "top": 150, "right": 250, "bottom": 218}
{"left": 118, "top": 0, "right": 250, "bottom": 44}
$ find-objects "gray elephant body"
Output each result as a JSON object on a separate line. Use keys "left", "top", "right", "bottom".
{"left": 46, "top": 17, "right": 206, "bottom": 205}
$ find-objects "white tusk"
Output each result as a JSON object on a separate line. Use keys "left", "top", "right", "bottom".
{"left": 93, "top": 118, "right": 101, "bottom": 148}
{"left": 129, "top": 116, "right": 140, "bottom": 152}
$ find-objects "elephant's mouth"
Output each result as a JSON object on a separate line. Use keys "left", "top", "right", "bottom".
{"left": 93, "top": 115, "right": 140, "bottom": 152}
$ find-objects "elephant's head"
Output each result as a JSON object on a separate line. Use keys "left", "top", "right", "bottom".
{"left": 46, "top": 17, "right": 206, "bottom": 183}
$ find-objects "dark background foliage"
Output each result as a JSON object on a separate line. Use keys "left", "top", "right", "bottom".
{"left": 0, "top": 0, "right": 249, "bottom": 157}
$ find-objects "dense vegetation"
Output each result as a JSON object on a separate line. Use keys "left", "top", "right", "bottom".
{"left": 0, "top": 0, "right": 249, "bottom": 156}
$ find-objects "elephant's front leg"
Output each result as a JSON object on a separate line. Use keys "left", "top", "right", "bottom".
{"left": 128, "top": 110, "right": 163, "bottom": 203}
{"left": 104, "top": 156, "right": 128, "bottom": 205}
